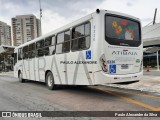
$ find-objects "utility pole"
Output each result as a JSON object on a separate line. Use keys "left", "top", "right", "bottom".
{"left": 157, "top": 51, "right": 159, "bottom": 71}
{"left": 39, "top": 0, "right": 42, "bottom": 22}
{"left": 39, "top": 0, "right": 42, "bottom": 35}
{"left": 153, "top": 8, "right": 157, "bottom": 24}
{"left": 4, "top": 55, "right": 6, "bottom": 72}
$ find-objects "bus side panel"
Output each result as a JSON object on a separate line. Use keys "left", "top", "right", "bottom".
{"left": 65, "top": 51, "right": 93, "bottom": 85}
{"left": 28, "top": 58, "right": 36, "bottom": 81}
{"left": 45, "top": 55, "right": 62, "bottom": 84}
{"left": 54, "top": 54, "right": 66, "bottom": 84}
{"left": 45, "top": 51, "right": 94, "bottom": 85}
{"left": 34, "top": 57, "right": 45, "bottom": 82}
{"left": 15, "top": 60, "right": 23, "bottom": 78}
{"left": 22, "top": 60, "right": 29, "bottom": 79}
{"left": 92, "top": 12, "right": 110, "bottom": 85}
{"left": 65, "top": 20, "right": 94, "bottom": 85}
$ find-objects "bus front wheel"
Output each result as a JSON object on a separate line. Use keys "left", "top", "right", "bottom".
{"left": 18, "top": 72, "right": 25, "bottom": 83}
{"left": 46, "top": 72, "right": 56, "bottom": 90}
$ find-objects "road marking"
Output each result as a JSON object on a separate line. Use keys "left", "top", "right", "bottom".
{"left": 105, "top": 87, "right": 160, "bottom": 99}
{"left": 96, "top": 88, "right": 160, "bottom": 111}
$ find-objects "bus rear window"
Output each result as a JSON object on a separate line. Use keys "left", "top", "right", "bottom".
{"left": 105, "top": 15, "right": 141, "bottom": 47}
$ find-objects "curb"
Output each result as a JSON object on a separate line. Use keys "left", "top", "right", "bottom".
{"left": 0, "top": 75, "right": 14, "bottom": 77}
{"left": 105, "top": 85, "right": 160, "bottom": 95}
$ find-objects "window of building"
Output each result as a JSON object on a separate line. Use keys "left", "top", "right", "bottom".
{"left": 71, "top": 22, "right": 91, "bottom": 51}
{"left": 56, "top": 30, "right": 70, "bottom": 54}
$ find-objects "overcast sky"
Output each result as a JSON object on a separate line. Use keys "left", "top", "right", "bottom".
{"left": 0, "top": 0, "right": 160, "bottom": 35}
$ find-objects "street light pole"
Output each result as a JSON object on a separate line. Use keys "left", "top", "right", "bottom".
{"left": 39, "top": 0, "right": 42, "bottom": 35}
{"left": 39, "top": 0, "right": 42, "bottom": 22}
{"left": 4, "top": 55, "right": 6, "bottom": 72}
{"left": 157, "top": 51, "right": 159, "bottom": 71}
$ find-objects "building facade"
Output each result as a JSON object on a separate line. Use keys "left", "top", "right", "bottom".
{"left": 0, "top": 21, "right": 11, "bottom": 46}
{"left": 142, "top": 23, "right": 160, "bottom": 68}
{"left": 12, "top": 15, "right": 42, "bottom": 46}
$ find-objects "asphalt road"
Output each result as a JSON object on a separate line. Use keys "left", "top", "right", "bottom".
{"left": 144, "top": 70, "right": 160, "bottom": 76}
{"left": 0, "top": 75, "right": 160, "bottom": 120}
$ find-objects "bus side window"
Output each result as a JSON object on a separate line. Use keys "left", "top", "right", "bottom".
{"left": 63, "top": 31, "right": 70, "bottom": 52}
{"left": 28, "top": 44, "right": 32, "bottom": 58}
{"left": 36, "top": 40, "right": 44, "bottom": 57}
{"left": 50, "top": 46, "right": 55, "bottom": 55}
{"left": 44, "top": 37, "right": 51, "bottom": 56}
{"left": 28, "top": 43, "right": 35, "bottom": 58}
{"left": 14, "top": 53, "right": 17, "bottom": 65}
{"left": 51, "top": 36, "right": 55, "bottom": 45}
{"left": 23, "top": 46, "right": 29, "bottom": 59}
{"left": 50, "top": 36, "right": 56, "bottom": 55}
{"left": 32, "top": 43, "right": 36, "bottom": 58}
{"left": 18, "top": 48, "right": 23, "bottom": 60}
{"left": 71, "top": 22, "right": 91, "bottom": 51}
{"left": 56, "top": 30, "right": 70, "bottom": 54}
{"left": 44, "top": 36, "right": 55, "bottom": 56}
{"left": 85, "top": 23, "right": 90, "bottom": 36}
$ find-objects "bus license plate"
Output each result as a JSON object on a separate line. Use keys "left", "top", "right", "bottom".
{"left": 121, "top": 64, "right": 128, "bottom": 69}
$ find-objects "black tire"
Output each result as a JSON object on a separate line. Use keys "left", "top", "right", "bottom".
{"left": 77, "top": 85, "right": 87, "bottom": 89}
{"left": 18, "top": 72, "right": 25, "bottom": 83}
{"left": 46, "top": 72, "right": 56, "bottom": 90}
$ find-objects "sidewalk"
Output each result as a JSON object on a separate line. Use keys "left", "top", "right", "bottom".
{"left": 0, "top": 71, "right": 14, "bottom": 77}
{"left": 106, "top": 70, "right": 160, "bottom": 95}
{"left": 143, "top": 70, "right": 160, "bottom": 76}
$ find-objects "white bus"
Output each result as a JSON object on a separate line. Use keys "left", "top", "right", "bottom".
{"left": 14, "top": 9, "right": 143, "bottom": 90}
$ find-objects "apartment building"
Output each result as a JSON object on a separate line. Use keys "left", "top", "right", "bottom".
{"left": 0, "top": 21, "right": 11, "bottom": 46}
{"left": 12, "top": 14, "right": 42, "bottom": 46}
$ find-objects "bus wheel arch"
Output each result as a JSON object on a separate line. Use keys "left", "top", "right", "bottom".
{"left": 45, "top": 70, "right": 56, "bottom": 90}
{"left": 18, "top": 70, "right": 25, "bottom": 83}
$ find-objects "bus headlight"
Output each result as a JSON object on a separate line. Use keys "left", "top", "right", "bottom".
{"left": 99, "top": 54, "right": 108, "bottom": 73}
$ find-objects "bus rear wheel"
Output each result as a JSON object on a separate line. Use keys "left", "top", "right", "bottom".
{"left": 18, "top": 72, "right": 25, "bottom": 83}
{"left": 46, "top": 72, "right": 56, "bottom": 90}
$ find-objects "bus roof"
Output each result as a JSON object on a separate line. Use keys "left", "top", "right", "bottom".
{"left": 15, "top": 9, "right": 140, "bottom": 49}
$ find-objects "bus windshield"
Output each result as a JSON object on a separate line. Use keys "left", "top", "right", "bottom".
{"left": 105, "top": 15, "right": 141, "bottom": 47}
